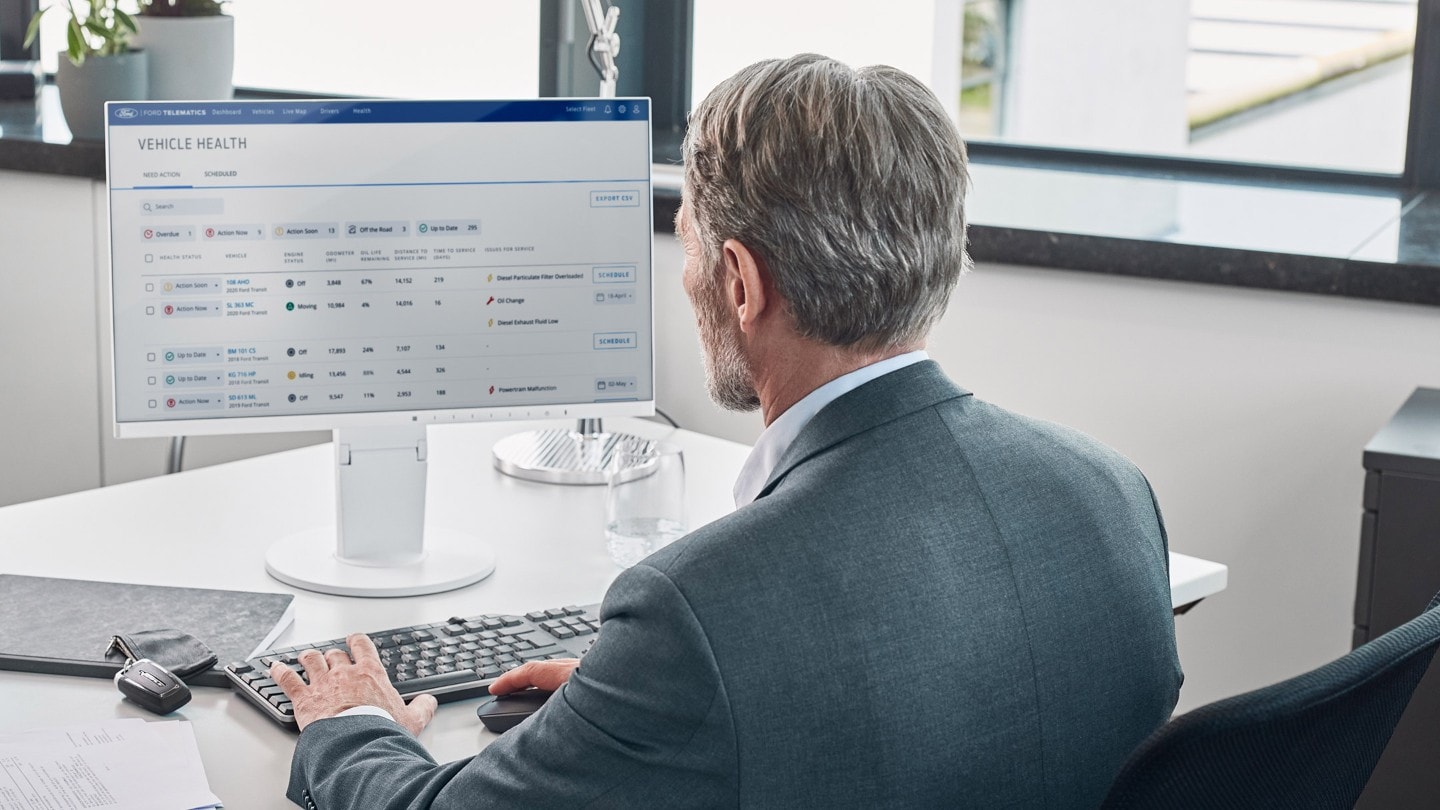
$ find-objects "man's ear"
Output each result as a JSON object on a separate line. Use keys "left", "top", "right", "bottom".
{"left": 721, "top": 238, "right": 768, "bottom": 334}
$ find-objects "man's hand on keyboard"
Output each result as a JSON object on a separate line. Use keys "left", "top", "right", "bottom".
{"left": 490, "top": 659, "right": 580, "bottom": 695}
{"left": 270, "top": 633, "right": 438, "bottom": 735}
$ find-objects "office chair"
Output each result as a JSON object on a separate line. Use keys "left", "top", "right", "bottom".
{"left": 1101, "top": 590, "right": 1440, "bottom": 810}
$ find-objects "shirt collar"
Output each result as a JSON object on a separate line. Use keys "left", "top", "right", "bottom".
{"left": 732, "top": 350, "right": 930, "bottom": 507}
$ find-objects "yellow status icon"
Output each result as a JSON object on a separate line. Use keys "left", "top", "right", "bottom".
{"left": 287, "top": 371, "right": 297, "bottom": 380}
{"left": 487, "top": 273, "right": 493, "bottom": 283}
{"left": 163, "top": 282, "right": 173, "bottom": 291}
{"left": 274, "top": 226, "right": 284, "bottom": 237}
{"left": 488, "top": 318, "right": 494, "bottom": 328}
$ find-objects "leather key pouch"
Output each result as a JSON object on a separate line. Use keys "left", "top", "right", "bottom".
{"left": 107, "top": 628, "right": 219, "bottom": 679}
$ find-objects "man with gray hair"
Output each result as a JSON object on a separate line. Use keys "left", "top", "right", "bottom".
{"left": 275, "top": 54, "right": 1181, "bottom": 808}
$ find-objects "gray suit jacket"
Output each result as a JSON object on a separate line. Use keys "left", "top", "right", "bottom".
{"left": 289, "top": 361, "right": 1181, "bottom": 808}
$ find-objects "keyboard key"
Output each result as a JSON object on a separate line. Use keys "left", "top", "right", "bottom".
{"left": 550, "top": 626, "right": 576, "bottom": 639}
{"left": 259, "top": 685, "right": 285, "bottom": 699}
{"left": 502, "top": 616, "right": 523, "bottom": 627}
{"left": 231, "top": 662, "right": 254, "bottom": 675}
{"left": 478, "top": 665, "right": 503, "bottom": 679}
{"left": 276, "top": 701, "right": 294, "bottom": 716}
{"left": 526, "top": 611, "right": 547, "bottom": 622}
{"left": 397, "top": 668, "right": 483, "bottom": 693}
{"left": 563, "top": 605, "right": 585, "bottom": 616}
{"left": 517, "top": 645, "right": 567, "bottom": 661}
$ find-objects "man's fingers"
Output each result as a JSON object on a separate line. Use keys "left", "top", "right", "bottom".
{"left": 270, "top": 661, "right": 306, "bottom": 697}
{"left": 489, "top": 659, "right": 580, "bottom": 694}
{"left": 297, "top": 648, "right": 329, "bottom": 677}
{"left": 324, "top": 647, "right": 352, "bottom": 668}
{"left": 347, "top": 633, "right": 384, "bottom": 669}
{"left": 402, "top": 693, "right": 438, "bottom": 736}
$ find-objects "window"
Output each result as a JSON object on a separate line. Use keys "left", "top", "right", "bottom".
{"left": 34, "top": 1, "right": 542, "bottom": 98}
{"left": 688, "top": 0, "right": 1421, "bottom": 177}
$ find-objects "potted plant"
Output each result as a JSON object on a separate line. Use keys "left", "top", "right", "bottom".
{"left": 24, "top": 1, "right": 148, "bottom": 140}
{"left": 132, "top": 0, "right": 233, "bottom": 101}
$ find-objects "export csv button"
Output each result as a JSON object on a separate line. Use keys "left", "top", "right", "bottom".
{"left": 593, "top": 332, "right": 637, "bottom": 350}
{"left": 589, "top": 190, "right": 640, "bottom": 208}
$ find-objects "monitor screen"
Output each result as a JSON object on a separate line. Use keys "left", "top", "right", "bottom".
{"left": 104, "top": 99, "right": 655, "bottom": 596}
{"left": 105, "top": 99, "right": 654, "bottom": 439}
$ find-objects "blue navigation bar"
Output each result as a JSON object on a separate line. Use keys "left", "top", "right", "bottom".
{"left": 107, "top": 98, "right": 651, "bottom": 127}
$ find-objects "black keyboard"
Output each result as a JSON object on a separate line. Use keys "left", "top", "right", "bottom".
{"left": 226, "top": 604, "right": 600, "bottom": 729}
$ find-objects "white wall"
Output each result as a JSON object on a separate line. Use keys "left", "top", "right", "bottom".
{"left": 1004, "top": 0, "right": 1191, "bottom": 152}
{"left": 651, "top": 233, "right": 1440, "bottom": 712}
{"left": 0, "top": 171, "right": 103, "bottom": 506}
{"left": 0, "top": 172, "right": 327, "bottom": 506}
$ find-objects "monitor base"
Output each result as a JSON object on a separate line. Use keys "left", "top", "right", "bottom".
{"left": 493, "top": 426, "right": 650, "bottom": 485}
{"left": 265, "top": 527, "right": 496, "bottom": 598}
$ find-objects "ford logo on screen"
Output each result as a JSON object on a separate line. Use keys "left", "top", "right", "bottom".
{"left": 115, "top": 107, "right": 139, "bottom": 119}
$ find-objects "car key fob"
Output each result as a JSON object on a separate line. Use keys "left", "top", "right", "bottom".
{"left": 115, "top": 658, "right": 192, "bottom": 715}
{"left": 476, "top": 689, "right": 553, "bottom": 733}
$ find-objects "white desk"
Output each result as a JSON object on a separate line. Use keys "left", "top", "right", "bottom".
{"left": 0, "top": 419, "right": 1227, "bottom": 808}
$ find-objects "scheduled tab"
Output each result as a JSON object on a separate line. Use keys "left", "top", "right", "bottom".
{"left": 592, "top": 265, "right": 636, "bottom": 284}
{"left": 593, "top": 332, "right": 637, "bottom": 350}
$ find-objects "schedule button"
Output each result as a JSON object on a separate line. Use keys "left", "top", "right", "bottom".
{"left": 592, "top": 265, "right": 636, "bottom": 284}
{"left": 593, "top": 332, "right": 637, "bottom": 350}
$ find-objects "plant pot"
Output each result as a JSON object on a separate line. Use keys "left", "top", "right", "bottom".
{"left": 131, "top": 14, "right": 234, "bottom": 101}
{"left": 56, "top": 50, "right": 148, "bottom": 140}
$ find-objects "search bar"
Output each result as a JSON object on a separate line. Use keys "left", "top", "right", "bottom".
{"left": 141, "top": 198, "right": 225, "bottom": 216}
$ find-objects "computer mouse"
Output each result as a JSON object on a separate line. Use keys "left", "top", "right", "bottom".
{"left": 475, "top": 688, "right": 554, "bottom": 733}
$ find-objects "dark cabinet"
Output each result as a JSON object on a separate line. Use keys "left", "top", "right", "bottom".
{"left": 1355, "top": 387, "right": 1440, "bottom": 808}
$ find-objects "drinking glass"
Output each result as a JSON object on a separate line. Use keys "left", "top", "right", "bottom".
{"left": 604, "top": 441, "right": 687, "bottom": 568}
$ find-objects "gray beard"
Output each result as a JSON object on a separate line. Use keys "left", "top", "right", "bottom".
{"left": 700, "top": 330, "right": 761, "bottom": 412}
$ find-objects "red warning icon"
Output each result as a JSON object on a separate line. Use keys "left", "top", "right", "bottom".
{"left": 144, "top": 229, "right": 154, "bottom": 239}
{"left": 486, "top": 296, "right": 495, "bottom": 306}
{"left": 163, "top": 304, "right": 174, "bottom": 315}
{"left": 205, "top": 227, "right": 215, "bottom": 238}
{"left": 488, "top": 385, "right": 495, "bottom": 395}
{"left": 166, "top": 398, "right": 177, "bottom": 408}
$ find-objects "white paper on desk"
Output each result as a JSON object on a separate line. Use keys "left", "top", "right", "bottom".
{"left": 0, "top": 718, "right": 222, "bottom": 810}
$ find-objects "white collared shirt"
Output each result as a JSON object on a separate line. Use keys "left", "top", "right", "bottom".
{"left": 731, "top": 351, "right": 929, "bottom": 507}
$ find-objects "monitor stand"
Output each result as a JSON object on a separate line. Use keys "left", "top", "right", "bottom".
{"left": 265, "top": 425, "right": 495, "bottom": 597}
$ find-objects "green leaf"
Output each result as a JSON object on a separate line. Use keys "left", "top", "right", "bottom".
{"left": 115, "top": 8, "right": 138, "bottom": 34}
{"left": 66, "top": 17, "right": 85, "bottom": 65}
{"left": 22, "top": 6, "right": 48, "bottom": 49}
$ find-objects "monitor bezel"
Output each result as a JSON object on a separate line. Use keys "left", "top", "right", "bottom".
{"left": 104, "top": 97, "right": 657, "bottom": 441}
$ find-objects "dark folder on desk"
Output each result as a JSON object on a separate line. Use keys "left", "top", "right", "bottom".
{"left": 0, "top": 574, "right": 294, "bottom": 688}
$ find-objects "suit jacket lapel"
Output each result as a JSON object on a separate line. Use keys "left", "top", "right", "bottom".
{"left": 754, "top": 360, "right": 971, "bottom": 501}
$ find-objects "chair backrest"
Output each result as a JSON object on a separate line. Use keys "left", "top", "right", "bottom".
{"left": 1101, "top": 591, "right": 1440, "bottom": 810}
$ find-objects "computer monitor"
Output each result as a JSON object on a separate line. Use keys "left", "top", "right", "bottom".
{"left": 104, "top": 99, "right": 654, "bottom": 597}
